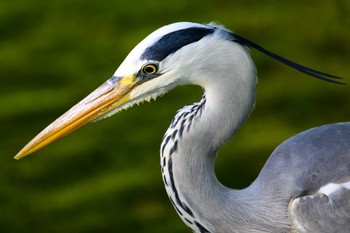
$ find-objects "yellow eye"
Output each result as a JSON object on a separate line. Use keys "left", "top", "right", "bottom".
{"left": 142, "top": 63, "right": 158, "bottom": 75}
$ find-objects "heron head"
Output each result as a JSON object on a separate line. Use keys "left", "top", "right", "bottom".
{"left": 15, "top": 22, "right": 229, "bottom": 159}
{"left": 15, "top": 21, "right": 342, "bottom": 159}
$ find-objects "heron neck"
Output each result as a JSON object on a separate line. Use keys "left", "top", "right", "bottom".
{"left": 160, "top": 74, "right": 257, "bottom": 232}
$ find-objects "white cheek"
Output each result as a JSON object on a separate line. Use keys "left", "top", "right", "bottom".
{"left": 129, "top": 72, "right": 176, "bottom": 99}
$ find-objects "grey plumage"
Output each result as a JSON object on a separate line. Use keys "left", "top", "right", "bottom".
{"left": 15, "top": 22, "right": 349, "bottom": 233}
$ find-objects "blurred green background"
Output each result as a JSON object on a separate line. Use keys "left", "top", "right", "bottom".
{"left": 1, "top": 0, "right": 349, "bottom": 232}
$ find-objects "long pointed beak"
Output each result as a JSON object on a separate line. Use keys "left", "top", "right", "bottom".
{"left": 15, "top": 75, "right": 137, "bottom": 159}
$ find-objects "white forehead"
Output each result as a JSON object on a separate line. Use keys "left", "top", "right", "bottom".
{"left": 114, "top": 22, "right": 209, "bottom": 76}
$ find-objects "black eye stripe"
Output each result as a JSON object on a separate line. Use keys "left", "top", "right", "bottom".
{"left": 141, "top": 27, "right": 215, "bottom": 62}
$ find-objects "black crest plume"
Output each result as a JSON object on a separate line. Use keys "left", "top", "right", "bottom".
{"left": 230, "top": 32, "right": 344, "bottom": 84}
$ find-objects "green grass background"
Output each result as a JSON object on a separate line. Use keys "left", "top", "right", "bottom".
{"left": 1, "top": 0, "right": 349, "bottom": 232}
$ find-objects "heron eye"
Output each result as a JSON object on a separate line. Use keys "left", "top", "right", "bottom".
{"left": 142, "top": 63, "right": 158, "bottom": 75}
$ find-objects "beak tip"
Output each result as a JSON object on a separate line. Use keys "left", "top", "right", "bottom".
{"left": 14, "top": 152, "right": 24, "bottom": 160}
{"left": 14, "top": 148, "right": 30, "bottom": 160}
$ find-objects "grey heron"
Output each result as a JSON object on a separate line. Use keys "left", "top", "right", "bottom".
{"left": 15, "top": 22, "right": 350, "bottom": 232}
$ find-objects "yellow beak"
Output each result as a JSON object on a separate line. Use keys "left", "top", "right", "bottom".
{"left": 15, "top": 75, "right": 137, "bottom": 160}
